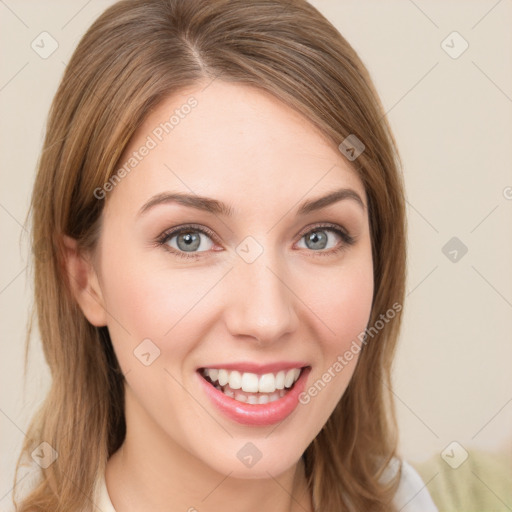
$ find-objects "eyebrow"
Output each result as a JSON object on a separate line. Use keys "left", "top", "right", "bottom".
{"left": 138, "top": 187, "right": 365, "bottom": 217}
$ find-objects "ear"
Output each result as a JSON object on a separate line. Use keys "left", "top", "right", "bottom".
{"left": 62, "top": 235, "right": 108, "bottom": 327}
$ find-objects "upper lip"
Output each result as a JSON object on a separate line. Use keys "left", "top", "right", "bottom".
{"left": 197, "top": 361, "right": 309, "bottom": 374}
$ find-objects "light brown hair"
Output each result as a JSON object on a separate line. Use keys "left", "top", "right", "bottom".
{"left": 15, "top": 0, "right": 406, "bottom": 510}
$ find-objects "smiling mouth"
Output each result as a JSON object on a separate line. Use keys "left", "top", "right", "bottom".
{"left": 199, "top": 367, "right": 307, "bottom": 405}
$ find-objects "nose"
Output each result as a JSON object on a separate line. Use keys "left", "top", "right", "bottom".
{"left": 223, "top": 248, "right": 299, "bottom": 346}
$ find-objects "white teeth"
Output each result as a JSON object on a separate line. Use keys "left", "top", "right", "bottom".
{"left": 228, "top": 370, "right": 242, "bottom": 390}
{"left": 202, "top": 367, "right": 303, "bottom": 394}
{"left": 234, "top": 392, "right": 247, "bottom": 402}
{"left": 258, "top": 373, "right": 275, "bottom": 393}
{"left": 284, "top": 370, "right": 295, "bottom": 388}
{"left": 241, "top": 372, "right": 259, "bottom": 393}
{"left": 275, "top": 370, "right": 285, "bottom": 390}
{"left": 221, "top": 386, "right": 287, "bottom": 403}
{"left": 218, "top": 369, "right": 229, "bottom": 386}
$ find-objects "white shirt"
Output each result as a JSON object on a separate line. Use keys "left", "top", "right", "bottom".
{"left": 94, "top": 459, "right": 438, "bottom": 511}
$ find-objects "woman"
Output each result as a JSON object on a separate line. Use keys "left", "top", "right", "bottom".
{"left": 14, "top": 0, "right": 438, "bottom": 510}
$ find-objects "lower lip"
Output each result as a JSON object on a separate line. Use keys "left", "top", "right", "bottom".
{"left": 197, "top": 367, "right": 311, "bottom": 426}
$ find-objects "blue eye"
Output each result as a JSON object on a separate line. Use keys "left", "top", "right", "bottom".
{"left": 166, "top": 229, "right": 214, "bottom": 253}
{"left": 156, "top": 223, "right": 355, "bottom": 260}
{"left": 157, "top": 224, "right": 217, "bottom": 259}
{"left": 297, "top": 227, "right": 350, "bottom": 252}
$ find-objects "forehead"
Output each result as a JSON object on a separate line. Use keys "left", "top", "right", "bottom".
{"left": 105, "top": 80, "right": 366, "bottom": 217}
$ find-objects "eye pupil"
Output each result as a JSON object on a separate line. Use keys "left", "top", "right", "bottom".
{"left": 177, "top": 232, "right": 201, "bottom": 251}
{"left": 306, "top": 230, "right": 327, "bottom": 250}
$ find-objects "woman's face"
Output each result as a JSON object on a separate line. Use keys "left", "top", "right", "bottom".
{"left": 90, "top": 80, "right": 373, "bottom": 478}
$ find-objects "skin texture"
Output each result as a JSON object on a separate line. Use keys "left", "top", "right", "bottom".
{"left": 65, "top": 80, "right": 374, "bottom": 512}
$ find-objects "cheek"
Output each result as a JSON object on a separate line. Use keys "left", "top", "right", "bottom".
{"left": 97, "top": 251, "right": 211, "bottom": 432}
{"left": 331, "top": 271, "right": 372, "bottom": 325}
{"left": 301, "top": 251, "right": 374, "bottom": 353}
{"left": 298, "top": 247, "right": 374, "bottom": 394}
{"left": 294, "top": 253, "right": 374, "bottom": 435}
{"left": 97, "top": 243, "right": 215, "bottom": 369}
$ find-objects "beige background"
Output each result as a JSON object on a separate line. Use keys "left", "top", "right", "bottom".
{"left": 1, "top": 0, "right": 511, "bottom": 508}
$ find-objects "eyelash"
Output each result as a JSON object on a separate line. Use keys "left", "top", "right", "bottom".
{"left": 155, "top": 223, "right": 356, "bottom": 260}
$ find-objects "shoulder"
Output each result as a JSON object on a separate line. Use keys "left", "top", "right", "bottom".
{"left": 389, "top": 458, "right": 439, "bottom": 511}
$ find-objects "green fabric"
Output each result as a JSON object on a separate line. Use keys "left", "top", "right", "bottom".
{"left": 413, "top": 449, "right": 512, "bottom": 512}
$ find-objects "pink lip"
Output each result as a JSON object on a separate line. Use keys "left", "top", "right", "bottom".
{"left": 197, "top": 366, "right": 311, "bottom": 426}
{"left": 197, "top": 361, "right": 309, "bottom": 374}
